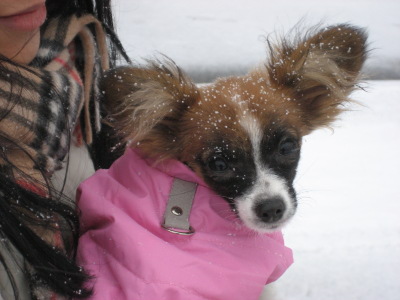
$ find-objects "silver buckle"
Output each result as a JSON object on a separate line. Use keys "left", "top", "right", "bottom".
{"left": 162, "top": 178, "right": 197, "bottom": 235}
{"left": 161, "top": 224, "right": 195, "bottom": 235}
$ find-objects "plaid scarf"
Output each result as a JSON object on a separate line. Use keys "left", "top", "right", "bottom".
{"left": 0, "top": 14, "right": 109, "bottom": 180}
{"left": 1, "top": 14, "right": 112, "bottom": 299}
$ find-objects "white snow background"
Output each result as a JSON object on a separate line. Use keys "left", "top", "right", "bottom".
{"left": 114, "top": 1, "right": 400, "bottom": 299}
{"left": 114, "top": 0, "right": 400, "bottom": 81}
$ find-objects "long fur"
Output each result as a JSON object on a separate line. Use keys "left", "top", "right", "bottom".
{"left": 103, "top": 24, "right": 368, "bottom": 153}
{"left": 266, "top": 24, "right": 368, "bottom": 131}
{"left": 102, "top": 59, "right": 200, "bottom": 161}
{"left": 100, "top": 24, "right": 367, "bottom": 232}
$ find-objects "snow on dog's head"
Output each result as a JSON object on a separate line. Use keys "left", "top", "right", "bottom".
{"left": 102, "top": 24, "right": 367, "bottom": 232}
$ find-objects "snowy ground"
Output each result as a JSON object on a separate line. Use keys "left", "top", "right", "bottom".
{"left": 114, "top": 0, "right": 400, "bottom": 81}
{"left": 261, "top": 80, "right": 400, "bottom": 300}
{"left": 114, "top": 1, "right": 400, "bottom": 299}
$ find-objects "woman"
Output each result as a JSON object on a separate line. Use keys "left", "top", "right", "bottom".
{"left": 0, "top": 0, "right": 128, "bottom": 298}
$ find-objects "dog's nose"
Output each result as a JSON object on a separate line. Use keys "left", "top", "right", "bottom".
{"left": 255, "top": 197, "right": 285, "bottom": 223}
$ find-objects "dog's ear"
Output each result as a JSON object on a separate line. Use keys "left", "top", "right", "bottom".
{"left": 101, "top": 60, "right": 199, "bottom": 159}
{"left": 267, "top": 24, "right": 368, "bottom": 132}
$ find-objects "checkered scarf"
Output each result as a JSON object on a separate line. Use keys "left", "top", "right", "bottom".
{"left": 0, "top": 14, "right": 109, "bottom": 178}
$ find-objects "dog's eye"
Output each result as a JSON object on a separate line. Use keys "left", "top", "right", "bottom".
{"left": 278, "top": 139, "right": 299, "bottom": 156}
{"left": 208, "top": 155, "right": 228, "bottom": 171}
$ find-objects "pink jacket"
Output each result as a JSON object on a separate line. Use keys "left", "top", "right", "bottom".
{"left": 77, "top": 148, "right": 293, "bottom": 300}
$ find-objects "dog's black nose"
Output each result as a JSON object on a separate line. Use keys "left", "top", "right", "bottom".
{"left": 255, "top": 198, "right": 285, "bottom": 223}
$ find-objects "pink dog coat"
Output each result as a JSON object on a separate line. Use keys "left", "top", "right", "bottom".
{"left": 77, "top": 148, "right": 293, "bottom": 299}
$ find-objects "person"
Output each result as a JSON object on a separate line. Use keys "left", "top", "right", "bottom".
{"left": 0, "top": 0, "right": 128, "bottom": 298}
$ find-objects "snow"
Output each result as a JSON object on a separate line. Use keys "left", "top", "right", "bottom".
{"left": 262, "top": 80, "right": 400, "bottom": 300}
{"left": 114, "top": 0, "right": 400, "bottom": 81}
{"left": 114, "top": 2, "right": 400, "bottom": 299}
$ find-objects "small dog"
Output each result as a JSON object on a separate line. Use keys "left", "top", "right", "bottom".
{"left": 77, "top": 24, "right": 368, "bottom": 299}
{"left": 101, "top": 24, "right": 367, "bottom": 233}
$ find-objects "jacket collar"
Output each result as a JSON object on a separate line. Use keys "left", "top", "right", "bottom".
{"left": 132, "top": 149, "right": 210, "bottom": 188}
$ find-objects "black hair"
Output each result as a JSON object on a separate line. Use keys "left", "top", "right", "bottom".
{"left": 0, "top": 0, "right": 129, "bottom": 298}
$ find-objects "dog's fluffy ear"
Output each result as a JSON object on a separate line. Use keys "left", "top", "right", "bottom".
{"left": 101, "top": 60, "right": 199, "bottom": 158}
{"left": 267, "top": 24, "right": 368, "bottom": 132}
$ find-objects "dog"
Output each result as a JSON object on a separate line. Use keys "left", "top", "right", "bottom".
{"left": 76, "top": 24, "right": 367, "bottom": 299}
{"left": 100, "top": 24, "right": 367, "bottom": 233}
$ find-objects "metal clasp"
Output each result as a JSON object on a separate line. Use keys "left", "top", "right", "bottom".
{"left": 161, "top": 178, "right": 197, "bottom": 235}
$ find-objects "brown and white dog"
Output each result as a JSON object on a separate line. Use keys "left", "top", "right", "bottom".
{"left": 101, "top": 24, "right": 367, "bottom": 233}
